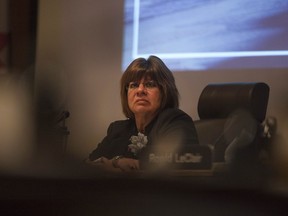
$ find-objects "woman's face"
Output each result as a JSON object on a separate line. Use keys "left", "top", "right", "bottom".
{"left": 127, "top": 77, "right": 161, "bottom": 118}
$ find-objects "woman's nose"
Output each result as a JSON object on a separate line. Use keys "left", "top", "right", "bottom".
{"left": 138, "top": 83, "right": 145, "bottom": 90}
{"left": 136, "top": 83, "right": 146, "bottom": 95}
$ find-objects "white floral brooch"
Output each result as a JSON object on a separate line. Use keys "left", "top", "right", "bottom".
{"left": 128, "top": 132, "right": 148, "bottom": 155}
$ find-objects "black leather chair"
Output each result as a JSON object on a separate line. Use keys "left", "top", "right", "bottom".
{"left": 194, "top": 82, "right": 270, "bottom": 167}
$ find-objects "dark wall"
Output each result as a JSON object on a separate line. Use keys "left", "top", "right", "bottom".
{"left": 9, "top": 0, "right": 38, "bottom": 74}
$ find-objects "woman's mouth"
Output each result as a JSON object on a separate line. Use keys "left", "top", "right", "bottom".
{"left": 135, "top": 99, "right": 149, "bottom": 103}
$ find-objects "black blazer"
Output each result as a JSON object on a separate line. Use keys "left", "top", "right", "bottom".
{"left": 89, "top": 108, "right": 199, "bottom": 162}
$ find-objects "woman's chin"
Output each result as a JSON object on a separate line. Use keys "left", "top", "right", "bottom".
{"left": 133, "top": 107, "right": 153, "bottom": 115}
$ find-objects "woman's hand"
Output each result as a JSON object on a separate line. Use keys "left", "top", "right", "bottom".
{"left": 86, "top": 157, "right": 139, "bottom": 172}
{"left": 85, "top": 157, "right": 117, "bottom": 172}
{"left": 115, "top": 157, "right": 140, "bottom": 172}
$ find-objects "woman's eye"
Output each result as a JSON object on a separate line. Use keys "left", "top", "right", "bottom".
{"left": 129, "top": 82, "right": 138, "bottom": 89}
{"left": 145, "top": 81, "right": 157, "bottom": 88}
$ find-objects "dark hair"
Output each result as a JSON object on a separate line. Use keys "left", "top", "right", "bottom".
{"left": 120, "top": 55, "right": 179, "bottom": 119}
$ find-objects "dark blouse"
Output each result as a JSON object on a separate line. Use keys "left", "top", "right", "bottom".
{"left": 89, "top": 108, "right": 199, "bottom": 163}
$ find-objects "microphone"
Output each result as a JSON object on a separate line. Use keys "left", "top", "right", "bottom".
{"left": 56, "top": 111, "right": 70, "bottom": 123}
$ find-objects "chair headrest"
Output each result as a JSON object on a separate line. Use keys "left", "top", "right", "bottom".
{"left": 197, "top": 82, "right": 269, "bottom": 122}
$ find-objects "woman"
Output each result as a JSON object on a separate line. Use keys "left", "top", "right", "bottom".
{"left": 87, "top": 56, "right": 198, "bottom": 172}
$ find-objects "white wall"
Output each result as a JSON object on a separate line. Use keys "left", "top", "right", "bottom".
{"left": 36, "top": 0, "right": 288, "bottom": 170}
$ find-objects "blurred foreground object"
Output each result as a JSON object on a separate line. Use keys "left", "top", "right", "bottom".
{"left": 0, "top": 74, "right": 34, "bottom": 173}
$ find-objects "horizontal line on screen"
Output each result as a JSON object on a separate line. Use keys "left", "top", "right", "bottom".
{"left": 134, "top": 51, "right": 288, "bottom": 59}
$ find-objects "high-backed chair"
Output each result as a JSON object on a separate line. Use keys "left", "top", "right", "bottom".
{"left": 194, "top": 82, "right": 270, "bottom": 167}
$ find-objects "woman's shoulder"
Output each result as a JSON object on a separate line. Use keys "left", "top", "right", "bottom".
{"left": 107, "top": 118, "right": 134, "bottom": 133}
{"left": 151, "top": 108, "right": 199, "bottom": 145}
{"left": 158, "top": 108, "right": 193, "bottom": 121}
{"left": 110, "top": 119, "right": 130, "bottom": 126}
